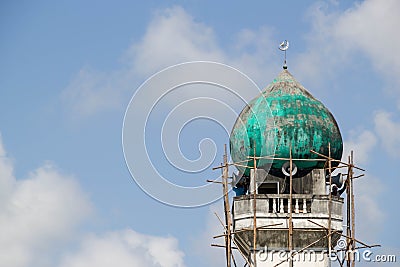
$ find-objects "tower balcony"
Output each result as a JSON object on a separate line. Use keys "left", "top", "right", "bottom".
{"left": 232, "top": 194, "right": 343, "bottom": 251}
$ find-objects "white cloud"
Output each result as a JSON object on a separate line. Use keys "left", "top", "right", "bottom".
{"left": 342, "top": 130, "right": 377, "bottom": 165}
{"left": 58, "top": 229, "right": 185, "bottom": 267}
{"left": 129, "top": 7, "right": 279, "bottom": 85}
{"left": 296, "top": 0, "right": 400, "bottom": 92}
{"left": 62, "top": 1, "right": 400, "bottom": 120}
{"left": 293, "top": 4, "right": 344, "bottom": 85}
{"left": 334, "top": 0, "right": 400, "bottom": 83}
{"left": 61, "top": 66, "right": 136, "bottom": 118}
{"left": 129, "top": 6, "right": 225, "bottom": 77}
{"left": 62, "top": 6, "right": 278, "bottom": 118}
{"left": 374, "top": 110, "right": 400, "bottom": 157}
{"left": 61, "top": 6, "right": 224, "bottom": 118}
{"left": 0, "top": 133, "right": 187, "bottom": 267}
{"left": 0, "top": 135, "right": 92, "bottom": 267}
{"left": 0, "top": 134, "right": 15, "bottom": 204}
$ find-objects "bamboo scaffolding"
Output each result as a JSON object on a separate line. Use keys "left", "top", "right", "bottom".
{"left": 274, "top": 230, "right": 340, "bottom": 267}
{"left": 210, "top": 144, "right": 377, "bottom": 267}
{"left": 307, "top": 219, "right": 378, "bottom": 250}
{"left": 214, "top": 223, "right": 283, "bottom": 238}
{"left": 211, "top": 244, "right": 238, "bottom": 249}
{"left": 214, "top": 211, "right": 252, "bottom": 266}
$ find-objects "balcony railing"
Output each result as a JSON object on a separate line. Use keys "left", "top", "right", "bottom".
{"left": 233, "top": 194, "right": 314, "bottom": 214}
{"left": 233, "top": 194, "right": 343, "bottom": 217}
{"left": 273, "top": 195, "right": 310, "bottom": 214}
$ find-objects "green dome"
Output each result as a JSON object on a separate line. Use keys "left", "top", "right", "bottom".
{"left": 230, "top": 69, "right": 343, "bottom": 177}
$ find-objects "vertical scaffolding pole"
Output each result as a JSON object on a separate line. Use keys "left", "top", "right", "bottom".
{"left": 288, "top": 147, "right": 294, "bottom": 267}
{"left": 328, "top": 143, "right": 333, "bottom": 258}
{"left": 346, "top": 155, "right": 352, "bottom": 267}
{"left": 222, "top": 144, "right": 232, "bottom": 267}
{"left": 350, "top": 151, "right": 356, "bottom": 267}
{"left": 252, "top": 142, "right": 257, "bottom": 267}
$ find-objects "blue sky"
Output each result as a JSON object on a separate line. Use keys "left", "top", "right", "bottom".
{"left": 1, "top": 1, "right": 399, "bottom": 266}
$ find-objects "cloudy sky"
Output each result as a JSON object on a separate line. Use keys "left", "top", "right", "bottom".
{"left": 1, "top": 0, "right": 399, "bottom": 266}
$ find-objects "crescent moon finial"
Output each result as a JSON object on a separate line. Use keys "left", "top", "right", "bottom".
{"left": 279, "top": 40, "right": 289, "bottom": 51}
{"left": 279, "top": 40, "right": 289, "bottom": 69}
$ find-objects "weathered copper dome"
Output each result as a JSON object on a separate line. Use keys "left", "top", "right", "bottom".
{"left": 230, "top": 69, "right": 343, "bottom": 177}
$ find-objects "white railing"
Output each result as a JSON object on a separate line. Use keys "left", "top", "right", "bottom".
{"left": 234, "top": 194, "right": 312, "bottom": 214}
{"left": 268, "top": 196, "right": 310, "bottom": 214}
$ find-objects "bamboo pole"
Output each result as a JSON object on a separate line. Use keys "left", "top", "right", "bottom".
{"left": 346, "top": 155, "right": 351, "bottom": 267}
{"left": 328, "top": 143, "right": 333, "bottom": 258}
{"left": 222, "top": 144, "right": 232, "bottom": 267}
{"left": 310, "top": 150, "right": 365, "bottom": 172}
{"left": 288, "top": 147, "right": 294, "bottom": 267}
{"left": 252, "top": 142, "right": 257, "bottom": 267}
{"left": 350, "top": 151, "right": 356, "bottom": 267}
